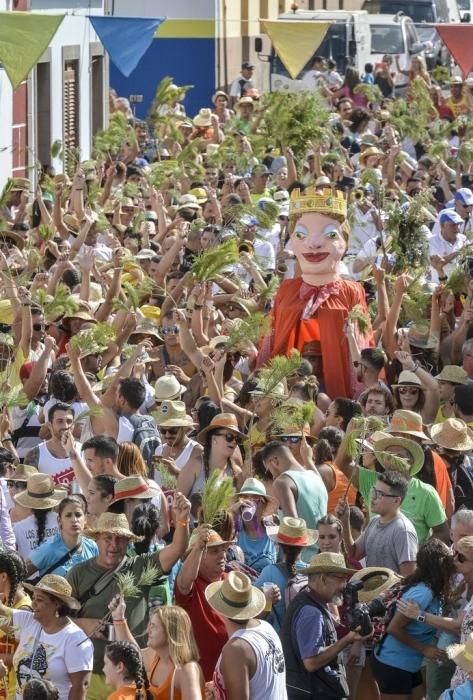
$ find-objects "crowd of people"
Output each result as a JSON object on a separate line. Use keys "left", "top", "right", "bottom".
{"left": 0, "top": 51, "right": 473, "bottom": 699}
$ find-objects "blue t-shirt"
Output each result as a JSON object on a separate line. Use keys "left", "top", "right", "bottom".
{"left": 30, "top": 533, "right": 99, "bottom": 577}
{"left": 443, "top": 680, "right": 473, "bottom": 699}
{"left": 237, "top": 528, "right": 278, "bottom": 574}
{"left": 375, "top": 583, "right": 440, "bottom": 672}
{"left": 362, "top": 74, "right": 375, "bottom": 84}
{"left": 256, "top": 560, "right": 308, "bottom": 633}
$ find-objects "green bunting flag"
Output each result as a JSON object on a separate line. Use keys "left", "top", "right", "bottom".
{"left": 0, "top": 12, "right": 64, "bottom": 89}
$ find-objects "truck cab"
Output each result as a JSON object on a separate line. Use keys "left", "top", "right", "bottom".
{"left": 266, "top": 10, "right": 423, "bottom": 95}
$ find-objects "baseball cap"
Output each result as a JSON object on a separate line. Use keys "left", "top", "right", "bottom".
{"left": 242, "top": 61, "right": 255, "bottom": 69}
{"left": 439, "top": 208, "right": 464, "bottom": 225}
{"left": 252, "top": 164, "right": 271, "bottom": 177}
{"left": 455, "top": 188, "right": 473, "bottom": 206}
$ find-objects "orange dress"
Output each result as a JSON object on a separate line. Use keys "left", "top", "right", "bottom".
{"left": 108, "top": 687, "right": 139, "bottom": 700}
{"left": 258, "top": 277, "right": 374, "bottom": 399}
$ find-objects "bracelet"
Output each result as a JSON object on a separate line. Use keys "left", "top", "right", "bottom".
{"left": 412, "top": 362, "right": 420, "bottom": 373}
{"left": 438, "top": 275, "right": 447, "bottom": 282}
{"left": 21, "top": 302, "right": 32, "bottom": 307}
{"left": 176, "top": 519, "right": 189, "bottom": 527}
{"left": 113, "top": 619, "right": 126, "bottom": 624}
{"left": 194, "top": 304, "right": 204, "bottom": 309}
{"left": 1, "top": 436, "right": 12, "bottom": 442}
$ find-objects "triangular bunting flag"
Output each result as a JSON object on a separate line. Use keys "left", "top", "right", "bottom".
{"left": 0, "top": 12, "right": 64, "bottom": 89}
{"left": 89, "top": 16, "right": 166, "bottom": 78}
{"left": 261, "top": 20, "right": 331, "bottom": 80}
{"left": 434, "top": 24, "right": 473, "bottom": 79}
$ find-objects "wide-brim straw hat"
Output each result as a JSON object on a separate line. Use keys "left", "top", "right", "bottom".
{"left": 11, "top": 177, "right": 31, "bottom": 192}
{"left": 271, "top": 423, "right": 315, "bottom": 442}
{"left": 197, "top": 413, "right": 245, "bottom": 444}
{"left": 435, "top": 365, "right": 469, "bottom": 385}
{"left": 357, "top": 430, "right": 391, "bottom": 451}
{"left": 430, "top": 418, "right": 473, "bottom": 453}
{"left": 0, "top": 229, "right": 25, "bottom": 250}
{"left": 373, "top": 436, "right": 425, "bottom": 476}
{"left": 205, "top": 570, "right": 266, "bottom": 620}
{"left": 447, "top": 632, "right": 473, "bottom": 674}
{"left": 193, "top": 108, "right": 213, "bottom": 128}
{"left": 111, "top": 476, "right": 162, "bottom": 504}
{"left": 85, "top": 512, "right": 144, "bottom": 541}
{"left": 359, "top": 147, "right": 384, "bottom": 164}
{"left": 189, "top": 527, "right": 235, "bottom": 549}
{"left": 62, "top": 310, "right": 97, "bottom": 324}
{"left": 236, "top": 477, "right": 279, "bottom": 516}
{"left": 391, "top": 371, "right": 423, "bottom": 389}
{"left": 24, "top": 574, "right": 81, "bottom": 610}
{"left": 407, "top": 324, "right": 437, "bottom": 349}
{"left": 14, "top": 473, "right": 66, "bottom": 510}
{"left": 154, "top": 374, "right": 186, "bottom": 401}
{"left": 349, "top": 567, "right": 401, "bottom": 603}
{"left": 304, "top": 552, "right": 357, "bottom": 576}
{"left": 386, "top": 409, "right": 430, "bottom": 441}
{"left": 153, "top": 400, "right": 194, "bottom": 428}
{"left": 266, "top": 516, "right": 318, "bottom": 547}
{"left": 8, "top": 464, "right": 38, "bottom": 482}
{"left": 130, "top": 321, "right": 163, "bottom": 342}
{"left": 250, "top": 381, "right": 287, "bottom": 402}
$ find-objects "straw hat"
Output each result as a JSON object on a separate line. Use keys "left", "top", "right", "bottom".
{"left": 349, "top": 567, "right": 401, "bottom": 603}
{"left": 12, "top": 177, "right": 31, "bottom": 192}
{"left": 8, "top": 464, "right": 38, "bottom": 482}
{"left": 271, "top": 423, "right": 314, "bottom": 442}
{"left": 63, "top": 310, "right": 97, "bottom": 324}
{"left": 129, "top": 320, "right": 163, "bottom": 342}
{"left": 236, "top": 478, "right": 279, "bottom": 516}
{"left": 189, "top": 187, "right": 208, "bottom": 205}
{"left": 435, "top": 366, "right": 468, "bottom": 385}
{"left": 0, "top": 229, "right": 25, "bottom": 250}
{"left": 386, "top": 410, "right": 430, "bottom": 441}
{"left": 197, "top": 413, "right": 245, "bottom": 444}
{"left": 205, "top": 571, "right": 266, "bottom": 620}
{"left": 63, "top": 214, "right": 81, "bottom": 236}
{"left": 189, "top": 527, "right": 235, "bottom": 549}
{"left": 407, "top": 324, "right": 437, "bottom": 349}
{"left": 24, "top": 574, "right": 80, "bottom": 610}
{"left": 85, "top": 512, "right": 144, "bottom": 541}
{"left": 14, "top": 473, "right": 66, "bottom": 510}
{"left": 359, "top": 147, "right": 384, "bottom": 164}
{"left": 304, "top": 552, "right": 357, "bottom": 576}
{"left": 236, "top": 96, "right": 254, "bottom": 110}
{"left": 250, "top": 381, "right": 287, "bottom": 402}
{"left": 266, "top": 516, "right": 317, "bottom": 547}
{"left": 373, "top": 436, "right": 425, "bottom": 476}
{"left": 430, "top": 418, "right": 473, "bottom": 453}
{"left": 193, "top": 108, "right": 213, "bottom": 128}
{"left": 447, "top": 632, "right": 473, "bottom": 674}
{"left": 357, "top": 430, "right": 391, "bottom": 451}
{"left": 154, "top": 374, "right": 186, "bottom": 401}
{"left": 391, "top": 371, "right": 423, "bottom": 389}
{"left": 153, "top": 400, "right": 194, "bottom": 428}
{"left": 111, "top": 476, "right": 162, "bottom": 504}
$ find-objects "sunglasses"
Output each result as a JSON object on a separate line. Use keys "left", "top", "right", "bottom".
{"left": 33, "top": 324, "right": 49, "bottom": 332}
{"left": 453, "top": 550, "right": 471, "bottom": 564}
{"left": 398, "top": 386, "right": 420, "bottom": 395}
{"left": 215, "top": 432, "right": 242, "bottom": 445}
{"left": 7, "top": 481, "right": 26, "bottom": 489}
{"left": 280, "top": 436, "right": 302, "bottom": 444}
{"left": 161, "top": 327, "right": 179, "bottom": 335}
{"left": 161, "top": 427, "right": 179, "bottom": 435}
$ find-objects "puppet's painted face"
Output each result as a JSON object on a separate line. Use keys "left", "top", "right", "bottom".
{"left": 291, "top": 212, "right": 346, "bottom": 279}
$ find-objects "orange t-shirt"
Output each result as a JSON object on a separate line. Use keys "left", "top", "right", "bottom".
{"left": 432, "top": 450, "right": 454, "bottom": 518}
{"left": 325, "top": 461, "right": 357, "bottom": 514}
{"left": 108, "top": 687, "right": 139, "bottom": 700}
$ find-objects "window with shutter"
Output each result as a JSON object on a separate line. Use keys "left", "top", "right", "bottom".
{"left": 63, "top": 60, "right": 79, "bottom": 173}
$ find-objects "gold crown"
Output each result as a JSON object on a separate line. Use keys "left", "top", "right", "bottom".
{"left": 289, "top": 186, "right": 347, "bottom": 221}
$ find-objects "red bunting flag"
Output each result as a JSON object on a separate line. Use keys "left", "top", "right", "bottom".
{"left": 434, "top": 24, "right": 473, "bottom": 79}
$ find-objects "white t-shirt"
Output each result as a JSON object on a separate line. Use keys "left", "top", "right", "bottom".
{"left": 429, "top": 231, "right": 467, "bottom": 282}
{"left": 12, "top": 610, "right": 93, "bottom": 700}
{"left": 10, "top": 403, "right": 42, "bottom": 459}
{"left": 12, "top": 511, "right": 59, "bottom": 560}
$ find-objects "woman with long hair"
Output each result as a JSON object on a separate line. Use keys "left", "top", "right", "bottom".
{"left": 108, "top": 476, "right": 169, "bottom": 540}
{"left": 391, "top": 355, "right": 440, "bottom": 424}
{"left": 314, "top": 427, "right": 358, "bottom": 514}
{"left": 372, "top": 539, "right": 455, "bottom": 700}
{"left": 176, "top": 414, "right": 243, "bottom": 499}
{"left": 26, "top": 496, "right": 98, "bottom": 579}
{"left": 85, "top": 474, "right": 118, "bottom": 527}
{"left": 103, "top": 640, "right": 153, "bottom": 700}
{"left": 255, "top": 517, "right": 312, "bottom": 632}
{"left": 0, "top": 574, "right": 93, "bottom": 699}
{"left": 11, "top": 473, "right": 65, "bottom": 561}
{"left": 332, "top": 67, "right": 368, "bottom": 107}
{"left": 0, "top": 552, "right": 31, "bottom": 699}
{"left": 109, "top": 596, "right": 204, "bottom": 699}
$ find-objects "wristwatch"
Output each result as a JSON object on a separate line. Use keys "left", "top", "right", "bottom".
{"left": 416, "top": 613, "right": 426, "bottom": 623}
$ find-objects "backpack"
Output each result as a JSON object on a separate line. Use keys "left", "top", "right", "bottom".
{"left": 127, "top": 414, "right": 161, "bottom": 473}
{"left": 277, "top": 563, "right": 308, "bottom": 607}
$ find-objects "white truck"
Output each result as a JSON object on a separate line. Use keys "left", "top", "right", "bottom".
{"left": 262, "top": 9, "right": 424, "bottom": 95}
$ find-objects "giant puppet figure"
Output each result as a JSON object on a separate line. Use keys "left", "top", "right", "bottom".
{"left": 258, "top": 186, "right": 374, "bottom": 398}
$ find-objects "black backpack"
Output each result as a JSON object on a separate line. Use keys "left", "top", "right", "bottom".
{"left": 127, "top": 414, "right": 161, "bottom": 473}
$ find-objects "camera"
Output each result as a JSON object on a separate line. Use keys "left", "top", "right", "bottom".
{"left": 343, "top": 580, "right": 386, "bottom": 637}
